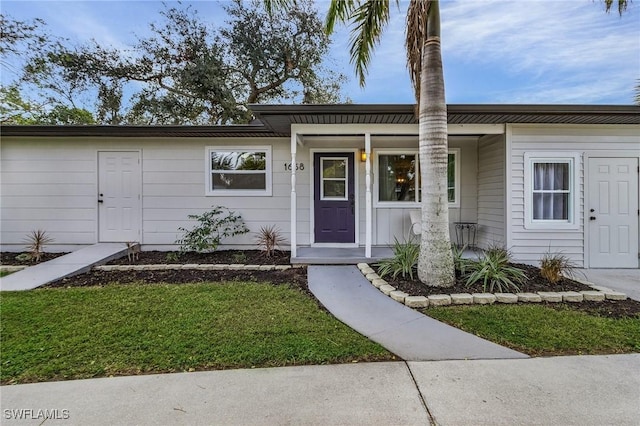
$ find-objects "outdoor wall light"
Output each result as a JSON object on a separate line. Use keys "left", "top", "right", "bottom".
{"left": 360, "top": 149, "right": 367, "bottom": 162}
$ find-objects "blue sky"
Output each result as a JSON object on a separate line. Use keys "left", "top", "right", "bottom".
{"left": 2, "top": 0, "right": 639, "bottom": 105}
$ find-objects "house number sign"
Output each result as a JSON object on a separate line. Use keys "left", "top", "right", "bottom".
{"left": 284, "top": 162, "right": 305, "bottom": 171}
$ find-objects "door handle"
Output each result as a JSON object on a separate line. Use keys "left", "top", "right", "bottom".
{"left": 98, "top": 193, "right": 104, "bottom": 204}
{"left": 349, "top": 195, "right": 355, "bottom": 214}
{"left": 590, "top": 216, "right": 596, "bottom": 221}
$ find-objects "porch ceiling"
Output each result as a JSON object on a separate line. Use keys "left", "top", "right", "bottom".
{"left": 250, "top": 104, "right": 640, "bottom": 135}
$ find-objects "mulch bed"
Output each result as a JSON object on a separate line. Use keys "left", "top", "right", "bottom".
{"left": 379, "top": 263, "right": 592, "bottom": 296}
{"left": 107, "top": 250, "right": 291, "bottom": 265}
{"left": 374, "top": 263, "right": 640, "bottom": 319}
{"left": 43, "top": 249, "right": 313, "bottom": 301}
{"left": 4, "top": 250, "right": 638, "bottom": 319}
{"left": 46, "top": 267, "right": 309, "bottom": 292}
{"left": 1, "top": 252, "right": 68, "bottom": 265}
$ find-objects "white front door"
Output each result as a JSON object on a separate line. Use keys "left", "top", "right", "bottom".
{"left": 588, "top": 157, "right": 639, "bottom": 268}
{"left": 98, "top": 151, "right": 142, "bottom": 242}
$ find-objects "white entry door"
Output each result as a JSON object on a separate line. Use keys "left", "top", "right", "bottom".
{"left": 588, "top": 157, "right": 639, "bottom": 268}
{"left": 98, "top": 151, "right": 142, "bottom": 242}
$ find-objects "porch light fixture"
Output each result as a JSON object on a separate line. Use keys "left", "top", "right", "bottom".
{"left": 360, "top": 149, "right": 367, "bottom": 162}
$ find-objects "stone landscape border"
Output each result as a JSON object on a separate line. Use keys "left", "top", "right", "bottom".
{"left": 356, "top": 263, "right": 627, "bottom": 309}
{"left": 93, "top": 264, "right": 304, "bottom": 272}
{"left": 0, "top": 264, "right": 305, "bottom": 273}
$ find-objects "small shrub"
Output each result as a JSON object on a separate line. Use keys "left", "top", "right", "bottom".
{"left": 232, "top": 251, "right": 247, "bottom": 264}
{"left": 540, "top": 252, "right": 581, "bottom": 284}
{"left": 465, "top": 246, "right": 526, "bottom": 293}
{"left": 15, "top": 253, "right": 32, "bottom": 262}
{"left": 377, "top": 237, "right": 420, "bottom": 280}
{"left": 23, "top": 230, "right": 53, "bottom": 263}
{"left": 451, "top": 244, "right": 470, "bottom": 277}
{"left": 255, "top": 225, "right": 286, "bottom": 258}
{"left": 165, "top": 252, "right": 181, "bottom": 263}
{"left": 176, "top": 206, "right": 249, "bottom": 253}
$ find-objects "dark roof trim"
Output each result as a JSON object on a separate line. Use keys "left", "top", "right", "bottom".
{"left": 249, "top": 104, "right": 639, "bottom": 133}
{"left": 0, "top": 124, "right": 284, "bottom": 138}
{"left": 2, "top": 104, "right": 637, "bottom": 137}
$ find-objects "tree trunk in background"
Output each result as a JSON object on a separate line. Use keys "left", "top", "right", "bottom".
{"left": 417, "top": 0, "right": 454, "bottom": 287}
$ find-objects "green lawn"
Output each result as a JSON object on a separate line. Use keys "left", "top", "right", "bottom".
{"left": 1, "top": 282, "right": 392, "bottom": 384}
{"left": 0, "top": 271, "right": 12, "bottom": 278}
{"left": 426, "top": 304, "right": 640, "bottom": 356}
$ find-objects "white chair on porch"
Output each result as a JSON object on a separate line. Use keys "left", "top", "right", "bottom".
{"left": 409, "top": 209, "right": 421, "bottom": 236}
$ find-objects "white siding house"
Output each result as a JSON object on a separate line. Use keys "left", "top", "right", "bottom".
{"left": 1, "top": 104, "right": 638, "bottom": 269}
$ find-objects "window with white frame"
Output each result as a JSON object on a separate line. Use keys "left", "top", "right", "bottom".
{"left": 206, "top": 146, "right": 272, "bottom": 196}
{"left": 524, "top": 152, "right": 580, "bottom": 229}
{"left": 320, "top": 157, "right": 348, "bottom": 200}
{"left": 376, "top": 149, "right": 459, "bottom": 206}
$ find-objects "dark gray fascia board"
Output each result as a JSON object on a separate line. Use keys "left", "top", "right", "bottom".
{"left": 0, "top": 124, "right": 280, "bottom": 138}
{"left": 249, "top": 103, "right": 640, "bottom": 132}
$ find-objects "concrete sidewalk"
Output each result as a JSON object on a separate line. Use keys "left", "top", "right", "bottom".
{"left": 580, "top": 268, "right": 640, "bottom": 302}
{"left": 1, "top": 355, "right": 638, "bottom": 425}
{"left": 308, "top": 265, "right": 527, "bottom": 361}
{"left": 0, "top": 244, "right": 127, "bottom": 291}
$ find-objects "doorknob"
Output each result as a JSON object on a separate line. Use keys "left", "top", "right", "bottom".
{"left": 590, "top": 216, "right": 596, "bottom": 221}
{"left": 98, "top": 193, "right": 104, "bottom": 204}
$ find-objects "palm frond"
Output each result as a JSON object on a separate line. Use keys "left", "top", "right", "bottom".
{"left": 405, "top": 0, "right": 431, "bottom": 102}
{"left": 348, "top": 0, "right": 392, "bottom": 87}
{"left": 264, "top": 0, "right": 296, "bottom": 14}
{"left": 325, "top": 0, "right": 358, "bottom": 34}
{"left": 603, "top": 0, "right": 628, "bottom": 15}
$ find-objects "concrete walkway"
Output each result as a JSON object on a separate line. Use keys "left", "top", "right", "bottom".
{"left": 308, "top": 265, "right": 528, "bottom": 361}
{"left": 0, "top": 243, "right": 127, "bottom": 291}
{"left": 580, "top": 268, "right": 640, "bottom": 302}
{"left": 1, "top": 355, "right": 638, "bottom": 425}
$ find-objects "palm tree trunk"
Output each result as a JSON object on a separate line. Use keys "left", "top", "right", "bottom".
{"left": 417, "top": 0, "right": 454, "bottom": 287}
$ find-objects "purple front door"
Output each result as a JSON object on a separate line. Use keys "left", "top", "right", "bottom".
{"left": 314, "top": 153, "right": 355, "bottom": 243}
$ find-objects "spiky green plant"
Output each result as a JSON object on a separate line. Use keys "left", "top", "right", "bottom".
{"left": 540, "top": 251, "right": 581, "bottom": 284}
{"left": 255, "top": 225, "right": 286, "bottom": 258}
{"left": 465, "top": 247, "right": 526, "bottom": 293}
{"left": 377, "top": 237, "right": 420, "bottom": 280}
{"left": 23, "top": 229, "right": 53, "bottom": 263}
{"left": 451, "top": 243, "right": 471, "bottom": 277}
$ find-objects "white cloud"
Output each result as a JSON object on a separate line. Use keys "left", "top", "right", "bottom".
{"left": 340, "top": 0, "right": 639, "bottom": 104}
{"left": 440, "top": 0, "right": 639, "bottom": 103}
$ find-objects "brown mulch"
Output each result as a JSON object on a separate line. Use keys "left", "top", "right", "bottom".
{"left": 379, "top": 263, "right": 592, "bottom": 297}
{"left": 46, "top": 266, "right": 308, "bottom": 290}
{"left": 42, "top": 249, "right": 309, "bottom": 300}
{"left": 375, "top": 263, "right": 640, "bottom": 319}
{"left": 4, "top": 250, "right": 638, "bottom": 319}
{"left": 107, "top": 250, "right": 291, "bottom": 265}
{"left": 1, "top": 252, "right": 68, "bottom": 265}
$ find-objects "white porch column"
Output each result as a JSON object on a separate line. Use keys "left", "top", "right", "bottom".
{"left": 365, "top": 133, "right": 372, "bottom": 258}
{"left": 290, "top": 132, "right": 297, "bottom": 258}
